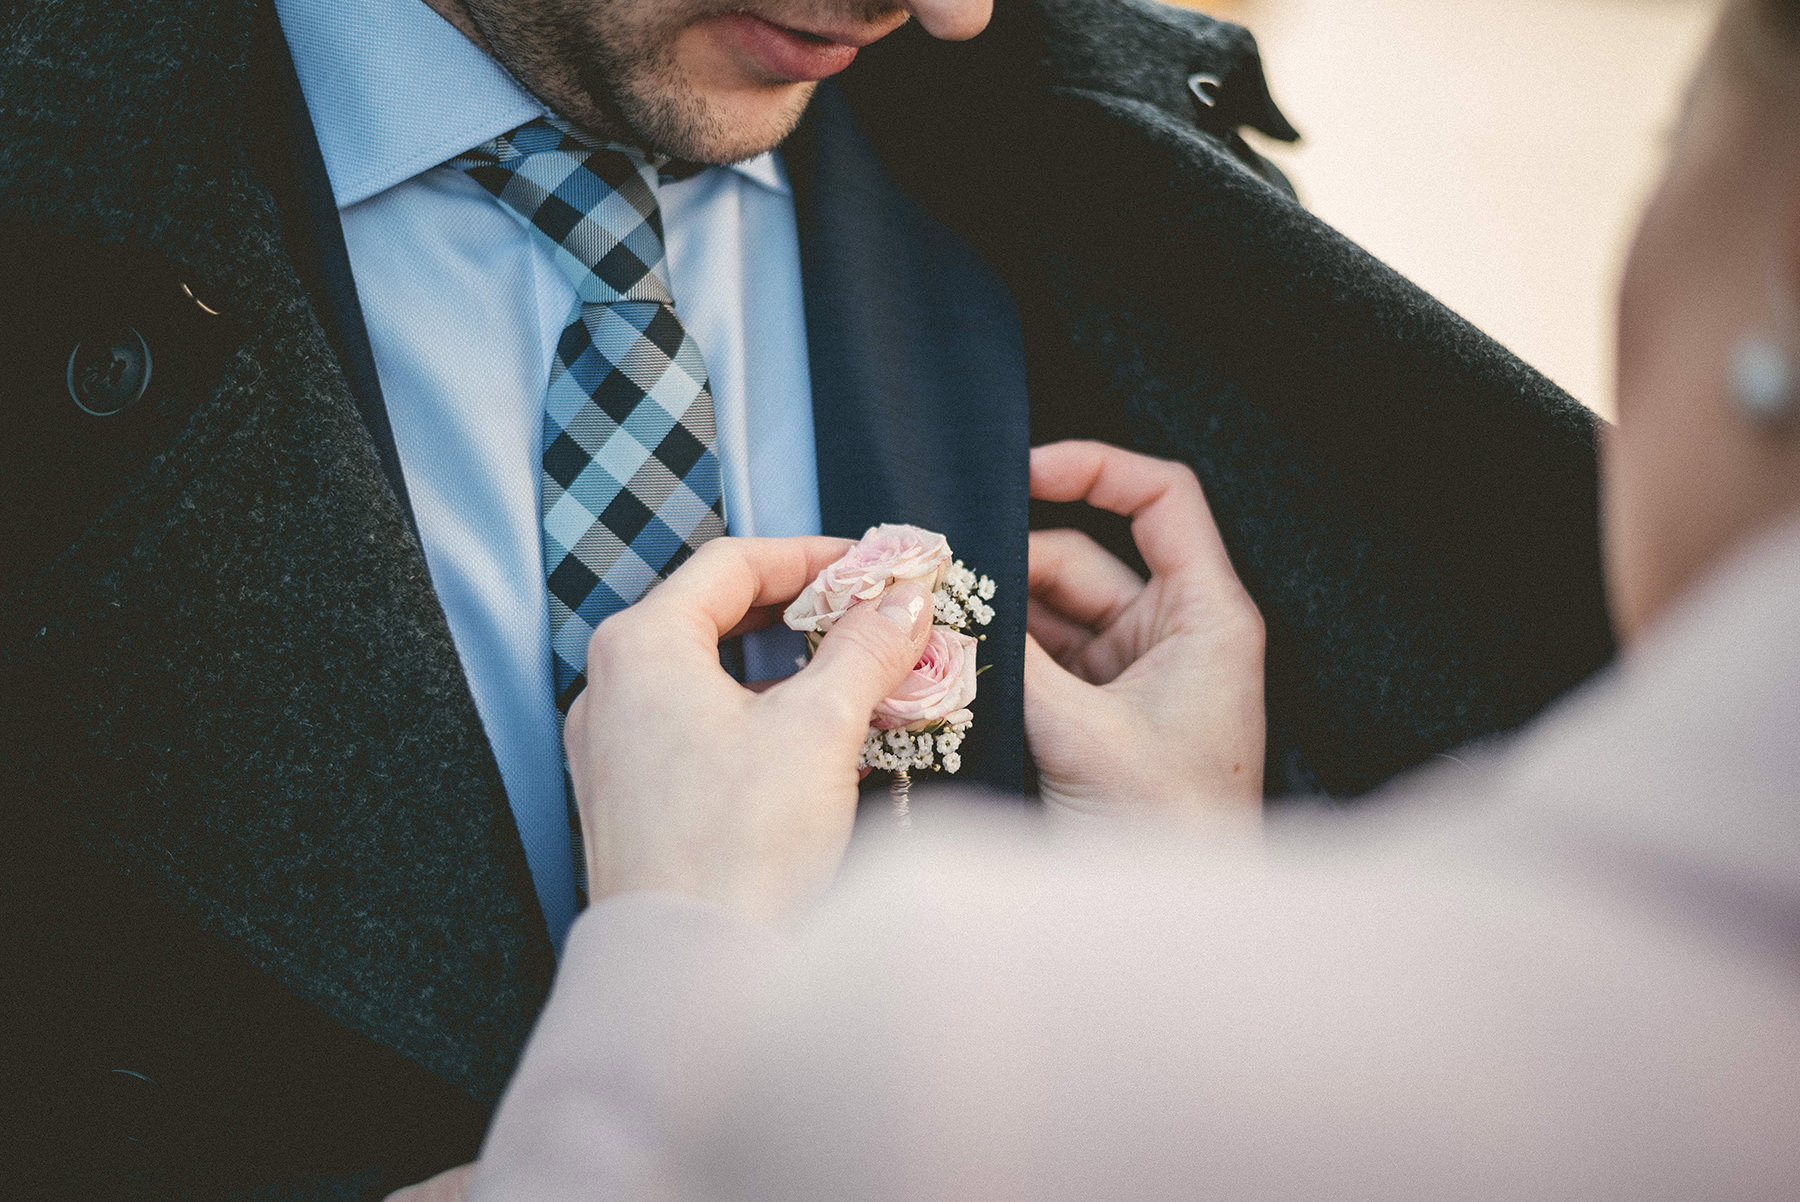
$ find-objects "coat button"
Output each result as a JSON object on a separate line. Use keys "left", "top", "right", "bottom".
{"left": 66, "top": 325, "right": 153, "bottom": 416}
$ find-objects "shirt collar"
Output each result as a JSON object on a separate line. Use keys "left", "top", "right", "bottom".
{"left": 273, "top": 0, "right": 789, "bottom": 208}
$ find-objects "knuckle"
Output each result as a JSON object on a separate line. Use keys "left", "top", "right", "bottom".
{"left": 1223, "top": 594, "right": 1267, "bottom": 653}
{"left": 1034, "top": 527, "right": 1105, "bottom": 567}
{"left": 691, "top": 536, "right": 741, "bottom": 575}
{"left": 826, "top": 621, "right": 900, "bottom": 673}
{"left": 687, "top": 537, "right": 743, "bottom": 579}
{"left": 587, "top": 610, "right": 639, "bottom": 662}
{"left": 692, "top": 537, "right": 732, "bottom": 564}
{"left": 785, "top": 685, "right": 864, "bottom": 733}
{"left": 822, "top": 689, "right": 869, "bottom": 731}
{"left": 1064, "top": 527, "right": 1108, "bottom": 557}
{"left": 1161, "top": 456, "right": 1203, "bottom": 492}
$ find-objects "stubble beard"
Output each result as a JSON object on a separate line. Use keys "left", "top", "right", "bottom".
{"left": 453, "top": 0, "right": 819, "bottom": 163}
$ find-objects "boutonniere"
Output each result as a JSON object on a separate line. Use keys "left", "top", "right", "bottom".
{"left": 785, "top": 524, "right": 996, "bottom": 824}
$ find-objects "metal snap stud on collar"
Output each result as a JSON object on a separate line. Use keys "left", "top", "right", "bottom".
{"left": 1188, "top": 73, "right": 1223, "bottom": 109}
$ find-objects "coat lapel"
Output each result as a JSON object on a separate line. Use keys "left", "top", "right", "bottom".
{"left": 786, "top": 82, "right": 1032, "bottom": 791}
{"left": 0, "top": 0, "right": 551, "bottom": 1103}
{"left": 252, "top": 1, "right": 419, "bottom": 542}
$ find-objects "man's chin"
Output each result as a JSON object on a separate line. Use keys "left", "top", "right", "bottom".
{"left": 628, "top": 80, "right": 819, "bottom": 165}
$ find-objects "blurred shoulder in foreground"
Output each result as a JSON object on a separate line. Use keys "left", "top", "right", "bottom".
{"left": 474, "top": 515, "right": 1800, "bottom": 1202}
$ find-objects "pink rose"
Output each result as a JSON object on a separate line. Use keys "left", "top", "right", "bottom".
{"left": 784, "top": 523, "right": 952, "bottom": 634}
{"left": 872, "top": 626, "right": 979, "bottom": 731}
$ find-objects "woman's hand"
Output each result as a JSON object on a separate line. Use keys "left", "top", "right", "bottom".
{"left": 1026, "top": 441, "right": 1266, "bottom": 826}
{"left": 565, "top": 536, "right": 934, "bottom": 926}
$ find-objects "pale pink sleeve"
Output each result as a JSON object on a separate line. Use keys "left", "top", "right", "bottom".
{"left": 467, "top": 892, "right": 780, "bottom": 1202}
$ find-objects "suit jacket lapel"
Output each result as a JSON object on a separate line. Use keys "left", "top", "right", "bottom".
{"left": 0, "top": 0, "right": 551, "bottom": 1103}
{"left": 787, "top": 82, "right": 1032, "bottom": 791}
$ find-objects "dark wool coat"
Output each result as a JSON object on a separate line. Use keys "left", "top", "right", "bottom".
{"left": 0, "top": 0, "right": 1612, "bottom": 1196}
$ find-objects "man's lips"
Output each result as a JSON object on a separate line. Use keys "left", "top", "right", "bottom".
{"left": 714, "top": 11, "right": 874, "bottom": 82}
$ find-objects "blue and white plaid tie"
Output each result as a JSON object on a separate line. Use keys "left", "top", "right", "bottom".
{"left": 455, "top": 117, "right": 725, "bottom": 894}
{"left": 455, "top": 117, "right": 725, "bottom": 713}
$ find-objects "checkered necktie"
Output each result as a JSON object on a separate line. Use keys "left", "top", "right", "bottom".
{"left": 455, "top": 117, "right": 725, "bottom": 719}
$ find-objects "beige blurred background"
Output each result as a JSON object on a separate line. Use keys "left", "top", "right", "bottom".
{"left": 1177, "top": 0, "right": 1721, "bottom": 419}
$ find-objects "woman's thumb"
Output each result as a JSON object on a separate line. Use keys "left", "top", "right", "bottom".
{"left": 798, "top": 581, "right": 934, "bottom": 721}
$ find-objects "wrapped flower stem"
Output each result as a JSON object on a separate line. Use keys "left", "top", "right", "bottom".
{"left": 889, "top": 768, "right": 913, "bottom": 829}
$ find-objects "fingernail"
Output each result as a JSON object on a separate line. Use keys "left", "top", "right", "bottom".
{"left": 879, "top": 580, "right": 932, "bottom": 637}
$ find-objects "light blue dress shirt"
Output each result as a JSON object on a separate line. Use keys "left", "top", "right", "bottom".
{"left": 275, "top": 0, "right": 821, "bottom": 950}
